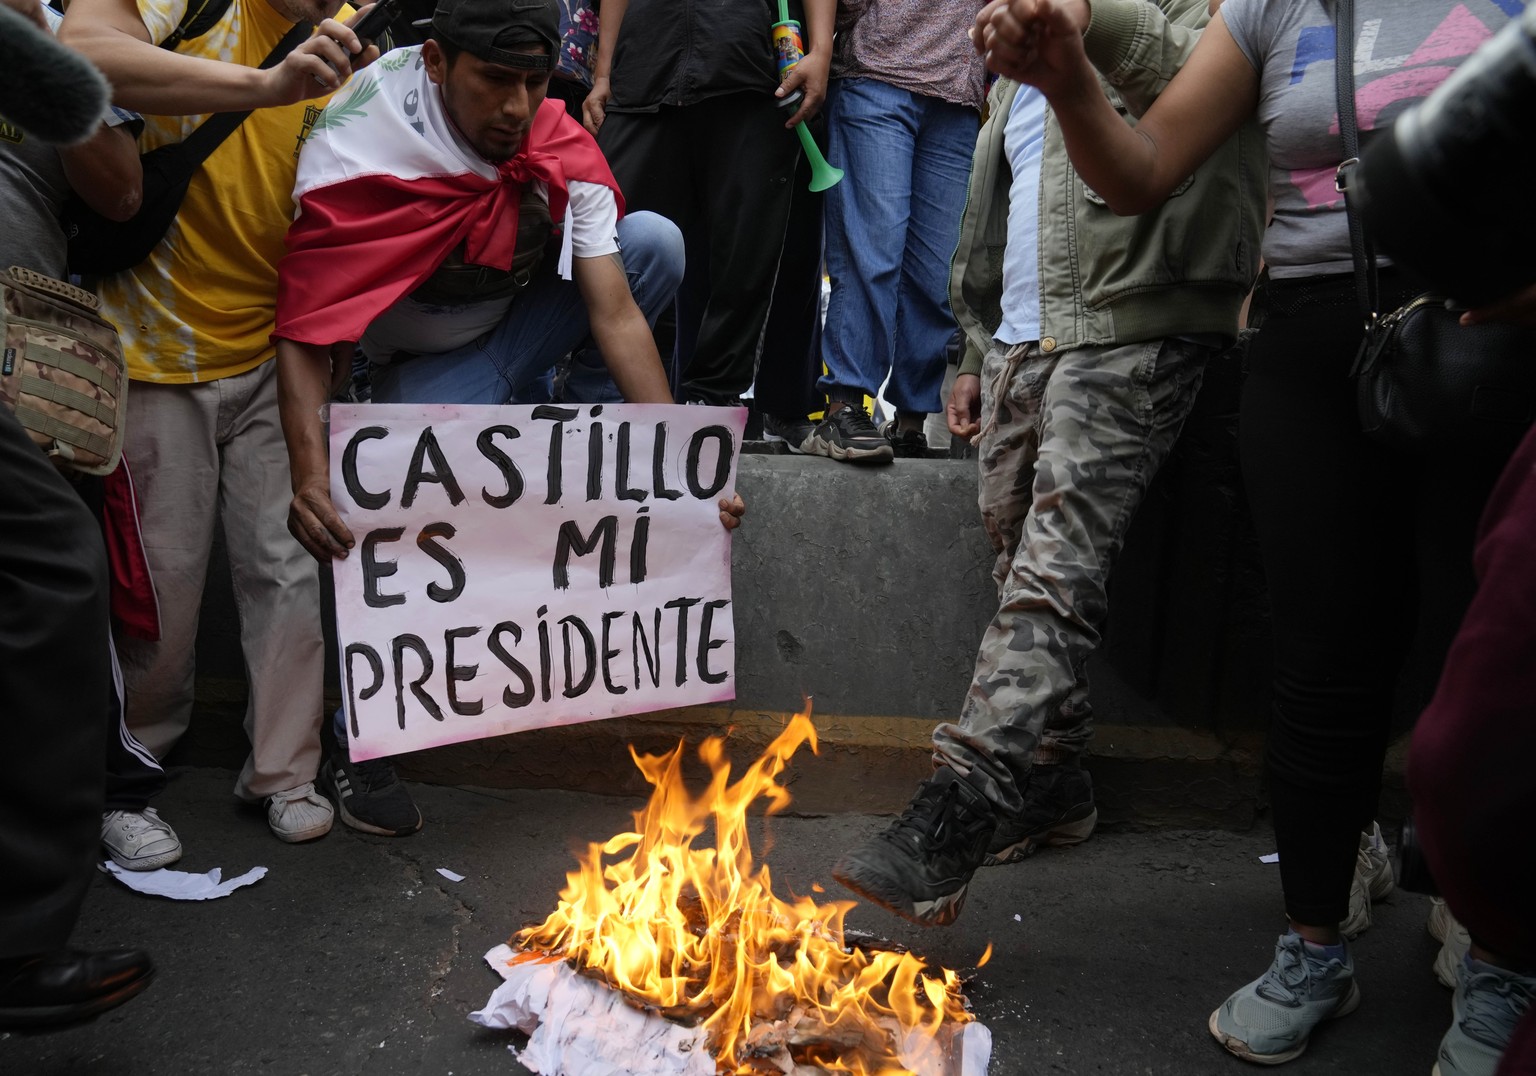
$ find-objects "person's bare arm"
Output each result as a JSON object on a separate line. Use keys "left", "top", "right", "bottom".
{"left": 778, "top": 0, "right": 834, "bottom": 126}
{"left": 582, "top": 0, "right": 626, "bottom": 135}
{"left": 946, "top": 373, "right": 982, "bottom": 441}
{"left": 277, "top": 337, "right": 356, "bottom": 561}
{"left": 978, "top": 0, "right": 1257, "bottom": 215}
{"left": 60, "top": 0, "right": 377, "bottom": 114}
{"left": 59, "top": 122, "right": 142, "bottom": 221}
{"left": 572, "top": 250, "right": 673, "bottom": 403}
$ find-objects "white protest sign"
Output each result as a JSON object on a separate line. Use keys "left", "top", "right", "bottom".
{"left": 328, "top": 403, "right": 745, "bottom": 761}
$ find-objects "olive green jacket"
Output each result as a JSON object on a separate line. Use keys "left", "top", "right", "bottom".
{"left": 951, "top": 0, "right": 1267, "bottom": 375}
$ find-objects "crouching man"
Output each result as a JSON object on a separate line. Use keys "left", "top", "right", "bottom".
{"left": 274, "top": 0, "right": 740, "bottom": 838}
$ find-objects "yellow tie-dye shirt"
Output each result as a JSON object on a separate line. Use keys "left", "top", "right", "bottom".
{"left": 99, "top": 0, "right": 346, "bottom": 384}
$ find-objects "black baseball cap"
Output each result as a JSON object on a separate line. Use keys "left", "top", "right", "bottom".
{"left": 422, "top": 0, "right": 560, "bottom": 69}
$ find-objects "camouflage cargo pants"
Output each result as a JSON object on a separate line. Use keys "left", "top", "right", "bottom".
{"left": 932, "top": 337, "right": 1212, "bottom": 817}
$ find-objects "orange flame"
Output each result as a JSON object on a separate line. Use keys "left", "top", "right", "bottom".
{"left": 514, "top": 711, "right": 973, "bottom": 1073}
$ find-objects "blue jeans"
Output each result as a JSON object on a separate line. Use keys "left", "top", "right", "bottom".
{"left": 818, "top": 78, "right": 978, "bottom": 415}
{"left": 369, "top": 210, "right": 684, "bottom": 407}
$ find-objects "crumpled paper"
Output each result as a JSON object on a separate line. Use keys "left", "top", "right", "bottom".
{"left": 469, "top": 944, "right": 992, "bottom": 1076}
{"left": 102, "top": 862, "right": 267, "bottom": 900}
{"left": 471, "top": 944, "right": 713, "bottom": 1076}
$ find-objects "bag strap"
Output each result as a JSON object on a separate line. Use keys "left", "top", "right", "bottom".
{"left": 159, "top": 0, "right": 233, "bottom": 51}
{"left": 175, "top": 20, "right": 314, "bottom": 167}
{"left": 1331, "top": 0, "right": 1382, "bottom": 327}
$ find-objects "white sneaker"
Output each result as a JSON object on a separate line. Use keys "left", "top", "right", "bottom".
{"left": 1341, "top": 822, "right": 1394, "bottom": 939}
{"left": 101, "top": 807, "right": 183, "bottom": 870}
{"left": 265, "top": 782, "right": 334, "bottom": 843}
{"left": 1429, "top": 897, "right": 1473, "bottom": 989}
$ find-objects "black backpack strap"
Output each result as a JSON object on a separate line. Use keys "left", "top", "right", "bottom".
{"left": 176, "top": 20, "right": 314, "bottom": 166}
{"left": 159, "top": 0, "right": 233, "bottom": 51}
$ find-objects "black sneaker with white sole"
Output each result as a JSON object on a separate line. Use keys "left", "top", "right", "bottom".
{"left": 983, "top": 763, "right": 1097, "bottom": 866}
{"left": 879, "top": 419, "right": 930, "bottom": 459}
{"left": 762, "top": 413, "right": 818, "bottom": 453}
{"left": 833, "top": 768, "right": 996, "bottom": 927}
{"left": 806, "top": 403, "right": 894, "bottom": 464}
{"left": 321, "top": 746, "right": 423, "bottom": 837}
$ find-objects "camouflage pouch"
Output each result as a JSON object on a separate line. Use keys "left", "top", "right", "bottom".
{"left": 0, "top": 265, "right": 127, "bottom": 475}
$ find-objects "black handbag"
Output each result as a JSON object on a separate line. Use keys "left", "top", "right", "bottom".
{"left": 59, "top": 18, "right": 310, "bottom": 277}
{"left": 1333, "top": 0, "right": 1536, "bottom": 455}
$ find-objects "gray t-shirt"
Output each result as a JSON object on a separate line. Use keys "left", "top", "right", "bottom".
{"left": 1221, "top": 0, "right": 1522, "bottom": 279}
{"left": 0, "top": 7, "right": 141, "bottom": 278}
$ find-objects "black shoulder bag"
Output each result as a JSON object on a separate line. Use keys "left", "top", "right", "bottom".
{"left": 1333, "top": 0, "right": 1536, "bottom": 455}
{"left": 60, "top": 12, "right": 311, "bottom": 277}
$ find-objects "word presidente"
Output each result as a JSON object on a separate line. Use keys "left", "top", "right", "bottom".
{"left": 343, "top": 597, "right": 731, "bottom": 732}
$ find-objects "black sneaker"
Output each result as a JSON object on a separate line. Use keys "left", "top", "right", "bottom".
{"left": 761, "top": 413, "right": 818, "bottom": 453}
{"left": 983, "top": 764, "right": 1097, "bottom": 866}
{"left": 321, "top": 745, "right": 423, "bottom": 837}
{"left": 806, "top": 403, "right": 895, "bottom": 464}
{"left": 833, "top": 768, "right": 996, "bottom": 927}
{"left": 880, "top": 419, "right": 930, "bottom": 459}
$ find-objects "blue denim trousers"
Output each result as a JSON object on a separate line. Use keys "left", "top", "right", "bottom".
{"left": 817, "top": 78, "right": 979, "bottom": 415}
{"left": 369, "top": 210, "right": 684, "bottom": 407}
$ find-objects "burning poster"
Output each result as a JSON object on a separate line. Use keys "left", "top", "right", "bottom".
{"left": 472, "top": 714, "right": 993, "bottom": 1075}
{"left": 328, "top": 402, "right": 746, "bottom": 761}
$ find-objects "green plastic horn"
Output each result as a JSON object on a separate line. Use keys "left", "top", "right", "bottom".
{"left": 795, "top": 119, "right": 845, "bottom": 192}
{"left": 772, "top": 2, "right": 844, "bottom": 191}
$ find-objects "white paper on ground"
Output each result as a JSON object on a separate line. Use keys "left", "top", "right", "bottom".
{"left": 437, "top": 868, "right": 466, "bottom": 882}
{"left": 102, "top": 862, "right": 267, "bottom": 900}
{"left": 472, "top": 945, "right": 991, "bottom": 1076}
{"left": 471, "top": 946, "right": 714, "bottom": 1076}
{"left": 894, "top": 1018, "right": 994, "bottom": 1075}
{"left": 1260, "top": 852, "right": 1280, "bottom": 864}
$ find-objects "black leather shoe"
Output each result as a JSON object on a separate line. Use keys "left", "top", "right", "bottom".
{"left": 0, "top": 948, "right": 154, "bottom": 1030}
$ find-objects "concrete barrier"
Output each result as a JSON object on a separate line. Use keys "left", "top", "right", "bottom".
{"left": 181, "top": 352, "right": 1428, "bottom": 825}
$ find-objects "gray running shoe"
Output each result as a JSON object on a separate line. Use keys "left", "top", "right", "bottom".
{"left": 1433, "top": 956, "right": 1536, "bottom": 1076}
{"left": 984, "top": 764, "right": 1097, "bottom": 867}
{"left": 1208, "top": 932, "right": 1361, "bottom": 1064}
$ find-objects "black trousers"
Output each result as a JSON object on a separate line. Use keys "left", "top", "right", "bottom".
{"left": 754, "top": 128, "right": 826, "bottom": 420}
{"left": 73, "top": 478, "right": 167, "bottom": 814}
{"left": 0, "top": 406, "right": 110, "bottom": 958}
{"left": 1239, "top": 272, "right": 1512, "bottom": 927}
{"left": 600, "top": 92, "right": 799, "bottom": 405}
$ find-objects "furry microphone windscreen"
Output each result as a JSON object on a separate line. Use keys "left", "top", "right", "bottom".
{"left": 0, "top": 4, "right": 111, "bottom": 144}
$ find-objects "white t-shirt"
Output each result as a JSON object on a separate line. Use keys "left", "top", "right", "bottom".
{"left": 994, "top": 85, "right": 1048, "bottom": 346}
{"left": 360, "top": 178, "right": 620, "bottom": 363}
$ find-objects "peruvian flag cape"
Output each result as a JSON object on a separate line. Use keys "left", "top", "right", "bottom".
{"left": 275, "top": 46, "right": 622, "bottom": 346}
